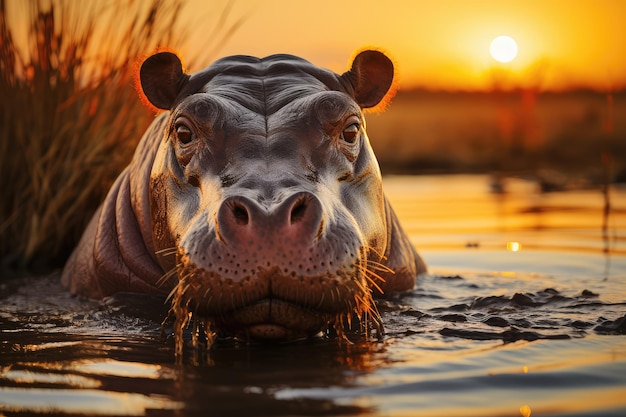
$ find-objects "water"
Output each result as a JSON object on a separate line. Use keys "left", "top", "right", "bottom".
{"left": 1, "top": 174, "right": 625, "bottom": 416}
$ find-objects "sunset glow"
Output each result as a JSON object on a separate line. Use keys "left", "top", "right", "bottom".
{"left": 5, "top": 0, "right": 625, "bottom": 92}
{"left": 182, "top": 0, "right": 626, "bottom": 91}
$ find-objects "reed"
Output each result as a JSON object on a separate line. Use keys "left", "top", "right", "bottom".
{"left": 0, "top": 0, "right": 188, "bottom": 270}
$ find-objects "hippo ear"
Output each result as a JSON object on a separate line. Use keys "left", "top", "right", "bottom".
{"left": 341, "top": 50, "right": 394, "bottom": 109}
{"left": 139, "top": 52, "right": 190, "bottom": 110}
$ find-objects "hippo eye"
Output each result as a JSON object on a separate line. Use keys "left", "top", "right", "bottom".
{"left": 175, "top": 123, "right": 194, "bottom": 145}
{"left": 341, "top": 123, "right": 360, "bottom": 144}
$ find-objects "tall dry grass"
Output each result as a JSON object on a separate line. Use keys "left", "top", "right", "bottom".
{"left": 0, "top": 0, "right": 189, "bottom": 270}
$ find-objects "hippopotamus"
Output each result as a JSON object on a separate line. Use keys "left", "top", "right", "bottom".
{"left": 62, "top": 49, "right": 426, "bottom": 346}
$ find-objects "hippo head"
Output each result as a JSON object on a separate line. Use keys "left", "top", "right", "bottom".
{"left": 139, "top": 50, "right": 413, "bottom": 343}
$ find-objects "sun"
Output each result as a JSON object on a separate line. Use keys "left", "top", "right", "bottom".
{"left": 490, "top": 35, "right": 518, "bottom": 63}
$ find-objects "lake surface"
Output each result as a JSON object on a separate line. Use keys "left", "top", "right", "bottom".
{"left": 1, "top": 174, "right": 625, "bottom": 416}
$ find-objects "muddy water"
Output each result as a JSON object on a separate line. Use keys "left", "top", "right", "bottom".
{"left": 1, "top": 175, "right": 625, "bottom": 417}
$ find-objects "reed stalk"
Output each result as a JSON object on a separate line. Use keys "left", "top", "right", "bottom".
{"left": 0, "top": 0, "right": 189, "bottom": 270}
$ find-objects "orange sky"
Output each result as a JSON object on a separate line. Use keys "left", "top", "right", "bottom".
{"left": 182, "top": 0, "right": 626, "bottom": 91}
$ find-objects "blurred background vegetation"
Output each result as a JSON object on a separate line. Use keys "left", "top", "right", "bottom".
{"left": 368, "top": 88, "right": 626, "bottom": 183}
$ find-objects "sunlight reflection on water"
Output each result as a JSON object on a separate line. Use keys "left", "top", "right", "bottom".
{"left": 72, "top": 359, "right": 174, "bottom": 379}
{"left": 0, "top": 387, "right": 182, "bottom": 415}
{"left": 383, "top": 175, "right": 625, "bottom": 278}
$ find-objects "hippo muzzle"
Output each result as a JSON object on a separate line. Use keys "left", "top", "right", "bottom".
{"left": 62, "top": 50, "right": 426, "bottom": 348}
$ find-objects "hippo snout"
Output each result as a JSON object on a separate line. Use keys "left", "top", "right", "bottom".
{"left": 176, "top": 188, "right": 367, "bottom": 341}
{"left": 217, "top": 192, "right": 323, "bottom": 248}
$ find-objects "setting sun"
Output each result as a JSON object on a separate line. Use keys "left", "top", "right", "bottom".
{"left": 489, "top": 35, "right": 518, "bottom": 63}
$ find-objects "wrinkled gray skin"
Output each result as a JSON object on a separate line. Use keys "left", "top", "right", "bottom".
{"left": 62, "top": 50, "right": 426, "bottom": 341}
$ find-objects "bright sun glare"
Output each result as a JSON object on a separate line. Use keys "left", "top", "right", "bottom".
{"left": 490, "top": 35, "right": 518, "bottom": 63}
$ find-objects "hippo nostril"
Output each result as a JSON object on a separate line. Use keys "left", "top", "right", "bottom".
{"left": 290, "top": 198, "right": 307, "bottom": 224}
{"left": 217, "top": 197, "right": 258, "bottom": 245}
{"left": 283, "top": 193, "right": 323, "bottom": 241}
{"left": 232, "top": 203, "right": 249, "bottom": 226}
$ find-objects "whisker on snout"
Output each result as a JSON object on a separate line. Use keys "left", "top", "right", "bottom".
{"left": 156, "top": 246, "right": 178, "bottom": 257}
{"left": 158, "top": 265, "right": 180, "bottom": 288}
{"left": 326, "top": 250, "right": 385, "bottom": 343}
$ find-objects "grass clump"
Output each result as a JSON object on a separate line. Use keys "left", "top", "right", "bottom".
{"left": 0, "top": 0, "right": 188, "bottom": 271}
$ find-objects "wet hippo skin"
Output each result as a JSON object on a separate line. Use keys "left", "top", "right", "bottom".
{"left": 62, "top": 50, "right": 426, "bottom": 342}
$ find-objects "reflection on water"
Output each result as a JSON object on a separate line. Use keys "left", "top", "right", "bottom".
{"left": 1, "top": 175, "right": 625, "bottom": 416}
{"left": 385, "top": 175, "right": 625, "bottom": 256}
{"left": 386, "top": 175, "right": 626, "bottom": 284}
{"left": 0, "top": 387, "right": 180, "bottom": 416}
